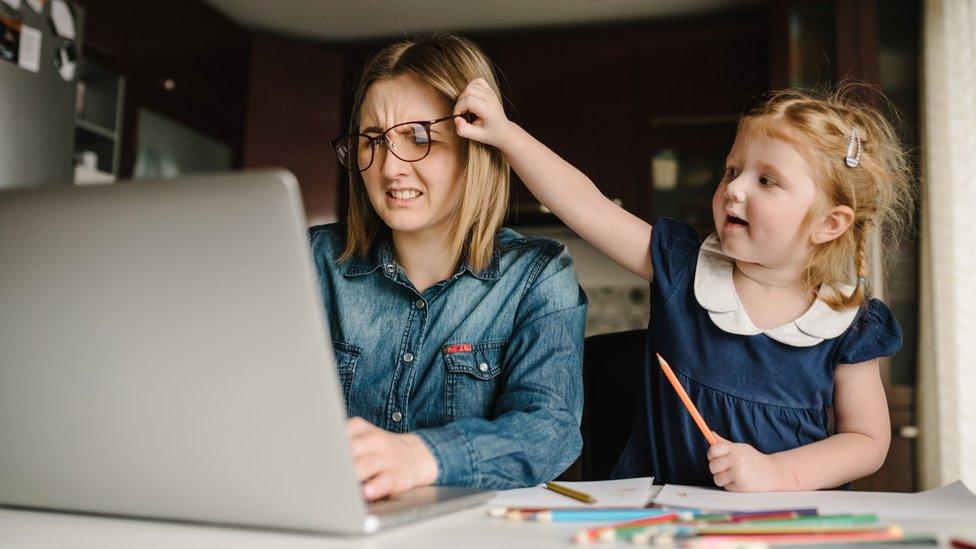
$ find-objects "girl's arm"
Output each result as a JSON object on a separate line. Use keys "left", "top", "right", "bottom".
{"left": 708, "top": 359, "right": 891, "bottom": 491}
{"left": 454, "top": 78, "right": 653, "bottom": 281}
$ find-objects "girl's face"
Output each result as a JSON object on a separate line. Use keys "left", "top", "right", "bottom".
{"left": 358, "top": 74, "right": 464, "bottom": 238}
{"left": 711, "top": 122, "right": 821, "bottom": 268}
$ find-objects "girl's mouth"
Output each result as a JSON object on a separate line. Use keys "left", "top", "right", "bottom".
{"left": 726, "top": 214, "right": 749, "bottom": 227}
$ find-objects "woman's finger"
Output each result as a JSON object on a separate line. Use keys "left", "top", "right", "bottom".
{"left": 353, "top": 453, "right": 384, "bottom": 483}
{"left": 348, "top": 431, "right": 386, "bottom": 459}
{"left": 362, "top": 471, "right": 396, "bottom": 502}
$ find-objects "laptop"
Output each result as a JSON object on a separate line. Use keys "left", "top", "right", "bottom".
{"left": 0, "top": 170, "right": 492, "bottom": 534}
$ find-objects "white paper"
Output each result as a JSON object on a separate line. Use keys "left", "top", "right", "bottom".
{"left": 653, "top": 480, "right": 976, "bottom": 522}
{"left": 489, "top": 477, "right": 657, "bottom": 509}
{"left": 25, "top": 0, "right": 43, "bottom": 13}
{"left": 1, "top": 0, "right": 22, "bottom": 10}
{"left": 49, "top": 0, "right": 75, "bottom": 39}
{"left": 17, "top": 24, "right": 41, "bottom": 73}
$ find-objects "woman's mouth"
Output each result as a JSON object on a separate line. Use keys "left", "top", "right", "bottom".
{"left": 386, "top": 189, "right": 423, "bottom": 204}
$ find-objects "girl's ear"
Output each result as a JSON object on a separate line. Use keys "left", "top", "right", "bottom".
{"left": 811, "top": 205, "right": 855, "bottom": 244}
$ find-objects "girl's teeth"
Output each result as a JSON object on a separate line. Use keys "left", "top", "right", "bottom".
{"left": 391, "top": 190, "right": 421, "bottom": 200}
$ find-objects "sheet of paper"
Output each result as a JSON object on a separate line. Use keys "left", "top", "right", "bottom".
{"left": 49, "top": 0, "right": 74, "bottom": 39}
{"left": 489, "top": 477, "right": 657, "bottom": 509}
{"left": 16, "top": 24, "right": 39, "bottom": 72}
{"left": 653, "top": 480, "right": 976, "bottom": 522}
{"left": 1, "top": 0, "right": 22, "bottom": 10}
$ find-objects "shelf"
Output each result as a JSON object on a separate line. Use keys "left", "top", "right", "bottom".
{"left": 76, "top": 118, "right": 117, "bottom": 140}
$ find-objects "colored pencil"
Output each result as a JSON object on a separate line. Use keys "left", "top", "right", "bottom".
{"left": 544, "top": 481, "right": 597, "bottom": 504}
{"left": 572, "top": 512, "right": 682, "bottom": 543}
{"left": 657, "top": 353, "right": 717, "bottom": 445}
{"left": 952, "top": 539, "right": 976, "bottom": 549}
{"left": 729, "top": 509, "right": 819, "bottom": 522}
{"left": 532, "top": 508, "right": 673, "bottom": 523}
{"left": 680, "top": 526, "right": 904, "bottom": 546}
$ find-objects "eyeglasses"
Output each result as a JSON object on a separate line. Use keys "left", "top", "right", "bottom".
{"left": 330, "top": 113, "right": 473, "bottom": 173}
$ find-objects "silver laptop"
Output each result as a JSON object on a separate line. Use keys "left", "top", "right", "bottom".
{"left": 0, "top": 170, "right": 492, "bottom": 534}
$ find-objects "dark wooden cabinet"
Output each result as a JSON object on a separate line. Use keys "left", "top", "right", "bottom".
{"left": 475, "top": 14, "right": 767, "bottom": 225}
{"left": 76, "top": 0, "right": 249, "bottom": 177}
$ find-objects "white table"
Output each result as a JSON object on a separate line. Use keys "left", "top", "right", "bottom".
{"left": 2, "top": 504, "right": 975, "bottom": 549}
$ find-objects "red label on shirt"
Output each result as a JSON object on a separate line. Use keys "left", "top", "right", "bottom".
{"left": 443, "top": 343, "right": 472, "bottom": 354}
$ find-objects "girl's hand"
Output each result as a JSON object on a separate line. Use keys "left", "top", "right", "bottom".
{"left": 707, "top": 433, "right": 780, "bottom": 492}
{"left": 454, "top": 78, "right": 517, "bottom": 149}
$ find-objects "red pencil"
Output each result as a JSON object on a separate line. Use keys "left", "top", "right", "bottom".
{"left": 657, "top": 353, "right": 717, "bottom": 445}
{"left": 572, "top": 512, "right": 681, "bottom": 544}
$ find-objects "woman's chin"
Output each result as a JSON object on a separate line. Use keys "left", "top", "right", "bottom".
{"left": 379, "top": 212, "right": 439, "bottom": 235}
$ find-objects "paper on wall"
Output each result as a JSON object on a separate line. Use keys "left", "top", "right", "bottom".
{"left": 16, "top": 23, "right": 38, "bottom": 72}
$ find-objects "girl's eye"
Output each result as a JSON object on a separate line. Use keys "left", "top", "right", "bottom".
{"left": 758, "top": 176, "right": 777, "bottom": 187}
{"left": 724, "top": 167, "right": 739, "bottom": 180}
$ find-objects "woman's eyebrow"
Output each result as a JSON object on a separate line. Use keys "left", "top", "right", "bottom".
{"left": 360, "top": 125, "right": 383, "bottom": 134}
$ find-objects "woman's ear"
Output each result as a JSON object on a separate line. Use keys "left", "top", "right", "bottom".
{"left": 811, "top": 205, "right": 855, "bottom": 244}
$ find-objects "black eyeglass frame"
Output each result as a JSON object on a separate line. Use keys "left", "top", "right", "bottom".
{"left": 330, "top": 113, "right": 475, "bottom": 173}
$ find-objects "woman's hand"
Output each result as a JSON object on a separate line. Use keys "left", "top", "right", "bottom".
{"left": 347, "top": 417, "right": 438, "bottom": 501}
{"left": 454, "top": 78, "right": 517, "bottom": 148}
{"left": 707, "top": 433, "right": 781, "bottom": 492}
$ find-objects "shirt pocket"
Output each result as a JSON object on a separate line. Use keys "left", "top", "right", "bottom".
{"left": 331, "top": 340, "right": 362, "bottom": 404}
{"left": 442, "top": 340, "right": 508, "bottom": 423}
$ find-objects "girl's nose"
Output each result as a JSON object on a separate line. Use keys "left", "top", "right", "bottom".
{"left": 724, "top": 176, "right": 746, "bottom": 202}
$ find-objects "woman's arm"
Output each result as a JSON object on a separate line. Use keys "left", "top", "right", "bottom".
{"left": 455, "top": 79, "right": 653, "bottom": 281}
{"left": 708, "top": 359, "right": 891, "bottom": 491}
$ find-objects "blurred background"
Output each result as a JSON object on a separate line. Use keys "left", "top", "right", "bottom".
{"left": 3, "top": 0, "right": 968, "bottom": 494}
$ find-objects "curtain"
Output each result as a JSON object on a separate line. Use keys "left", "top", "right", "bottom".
{"left": 918, "top": 0, "right": 976, "bottom": 490}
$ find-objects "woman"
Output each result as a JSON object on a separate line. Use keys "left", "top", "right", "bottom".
{"left": 309, "top": 34, "right": 587, "bottom": 501}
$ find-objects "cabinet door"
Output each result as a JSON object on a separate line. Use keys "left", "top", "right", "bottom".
{"left": 636, "top": 15, "right": 768, "bottom": 128}
{"left": 483, "top": 29, "right": 640, "bottom": 222}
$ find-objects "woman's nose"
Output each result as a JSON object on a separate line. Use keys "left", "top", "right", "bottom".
{"left": 378, "top": 138, "right": 410, "bottom": 178}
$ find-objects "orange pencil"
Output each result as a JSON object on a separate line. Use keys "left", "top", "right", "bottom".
{"left": 656, "top": 353, "right": 718, "bottom": 445}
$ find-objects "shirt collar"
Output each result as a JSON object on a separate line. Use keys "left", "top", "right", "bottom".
{"left": 694, "top": 233, "right": 858, "bottom": 347}
{"left": 343, "top": 232, "right": 501, "bottom": 280}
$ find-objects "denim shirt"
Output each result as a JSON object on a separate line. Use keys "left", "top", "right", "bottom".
{"left": 308, "top": 224, "right": 587, "bottom": 489}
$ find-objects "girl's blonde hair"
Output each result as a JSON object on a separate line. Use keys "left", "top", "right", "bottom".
{"left": 340, "top": 33, "right": 509, "bottom": 272}
{"left": 741, "top": 85, "right": 915, "bottom": 310}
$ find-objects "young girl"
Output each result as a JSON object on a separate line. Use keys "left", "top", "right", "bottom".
{"left": 452, "top": 80, "right": 914, "bottom": 491}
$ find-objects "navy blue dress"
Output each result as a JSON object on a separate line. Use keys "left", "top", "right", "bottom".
{"left": 612, "top": 219, "right": 902, "bottom": 486}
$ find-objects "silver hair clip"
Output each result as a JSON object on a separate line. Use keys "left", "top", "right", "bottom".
{"left": 845, "top": 127, "right": 862, "bottom": 168}
{"left": 857, "top": 276, "right": 868, "bottom": 287}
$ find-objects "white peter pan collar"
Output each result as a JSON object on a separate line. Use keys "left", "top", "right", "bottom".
{"left": 694, "top": 233, "right": 858, "bottom": 347}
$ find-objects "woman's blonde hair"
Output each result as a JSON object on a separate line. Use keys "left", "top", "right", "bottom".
{"left": 340, "top": 33, "right": 509, "bottom": 272}
{"left": 741, "top": 84, "right": 915, "bottom": 310}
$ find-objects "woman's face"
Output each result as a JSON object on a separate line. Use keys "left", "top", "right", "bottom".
{"left": 357, "top": 74, "right": 464, "bottom": 238}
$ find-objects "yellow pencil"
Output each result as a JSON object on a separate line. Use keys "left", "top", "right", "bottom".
{"left": 545, "top": 481, "right": 597, "bottom": 504}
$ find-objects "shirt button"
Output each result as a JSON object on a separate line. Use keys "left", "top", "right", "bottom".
{"left": 415, "top": 299, "right": 426, "bottom": 309}
{"left": 403, "top": 352, "right": 414, "bottom": 363}
{"left": 478, "top": 362, "right": 489, "bottom": 373}
{"left": 385, "top": 264, "right": 396, "bottom": 274}
{"left": 391, "top": 411, "right": 403, "bottom": 423}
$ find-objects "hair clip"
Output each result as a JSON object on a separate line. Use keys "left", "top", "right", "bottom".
{"left": 845, "top": 127, "right": 862, "bottom": 168}
{"left": 857, "top": 276, "right": 868, "bottom": 287}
